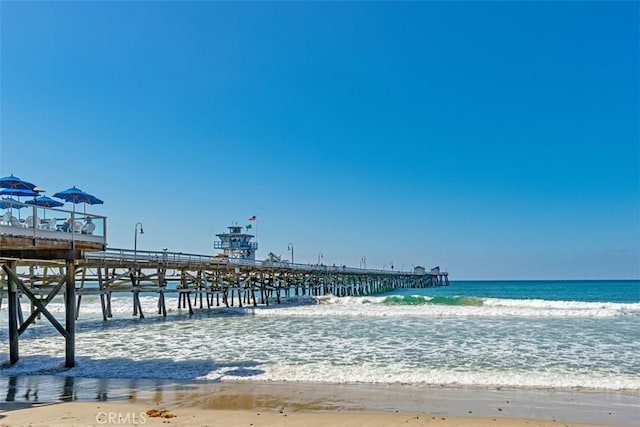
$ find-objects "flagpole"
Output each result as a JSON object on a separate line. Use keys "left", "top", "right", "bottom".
{"left": 248, "top": 215, "right": 258, "bottom": 257}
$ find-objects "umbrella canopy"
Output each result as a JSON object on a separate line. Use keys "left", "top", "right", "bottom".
{"left": 26, "top": 196, "right": 64, "bottom": 208}
{"left": 53, "top": 186, "right": 103, "bottom": 205}
{"left": 0, "top": 197, "right": 25, "bottom": 210}
{"left": 53, "top": 186, "right": 103, "bottom": 214}
{"left": 0, "top": 188, "right": 38, "bottom": 220}
{"left": 25, "top": 196, "right": 64, "bottom": 220}
{"left": 0, "top": 188, "right": 39, "bottom": 197}
{"left": 0, "top": 174, "right": 36, "bottom": 190}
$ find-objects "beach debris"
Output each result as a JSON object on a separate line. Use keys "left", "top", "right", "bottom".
{"left": 146, "top": 408, "right": 177, "bottom": 418}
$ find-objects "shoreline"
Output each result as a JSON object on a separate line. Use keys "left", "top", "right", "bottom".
{"left": 0, "top": 402, "right": 620, "bottom": 427}
{"left": 0, "top": 375, "right": 638, "bottom": 426}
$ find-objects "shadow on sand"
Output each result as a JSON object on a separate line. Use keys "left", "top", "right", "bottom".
{"left": 0, "top": 354, "right": 266, "bottom": 410}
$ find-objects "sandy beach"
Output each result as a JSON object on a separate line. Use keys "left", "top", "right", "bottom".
{"left": 0, "top": 378, "right": 637, "bottom": 427}
{"left": 0, "top": 401, "right": 615, "bottom": 427}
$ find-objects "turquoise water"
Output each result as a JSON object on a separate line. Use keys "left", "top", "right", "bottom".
{"left": 388, "top": 280, "right": 640, "bottom": 303}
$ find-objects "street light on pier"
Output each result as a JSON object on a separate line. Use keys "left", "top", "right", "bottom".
{"left": 134, "top": 222, "right": 144, "bottom": 259}
{"left": 287, "top": 242, "right": 294, "bottom": 264}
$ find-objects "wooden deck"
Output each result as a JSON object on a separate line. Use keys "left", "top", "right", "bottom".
{"left": 0, "top": 217, "right": 106, "bottom": 255}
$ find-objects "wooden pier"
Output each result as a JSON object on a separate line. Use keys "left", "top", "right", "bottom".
{"left": 0, "top": 206, "right": 448, "bottom": 368}
{"left": 3, "top": 248, "right": 449, "bottom": 316}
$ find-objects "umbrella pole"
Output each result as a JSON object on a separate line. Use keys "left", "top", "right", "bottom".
{"left": 71, "top": 205, "right": 76, "bottom": 247}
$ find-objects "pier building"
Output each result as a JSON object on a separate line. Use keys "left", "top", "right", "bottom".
{"left": 214, "top": 224, "right": 257, "bottom": 260}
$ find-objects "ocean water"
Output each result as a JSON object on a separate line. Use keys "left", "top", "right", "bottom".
{"left": 0, "top": 280, "right": 639, "bottom": 392}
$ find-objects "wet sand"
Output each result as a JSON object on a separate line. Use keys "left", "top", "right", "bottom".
{"left": 0, "top": 401, "right": 619, "bottom": 427}
{"left": 0, "top": 376, "right": 638, "bottom": 426}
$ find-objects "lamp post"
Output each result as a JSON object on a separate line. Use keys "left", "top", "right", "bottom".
{"left": 318, "top": 252, "right": 323, "bottom": 265}
{"left": 134, "top": 222, "right": 144, "bottom": 259}
{"left": 287, "top": 242, "right": 294, "bottom": 264}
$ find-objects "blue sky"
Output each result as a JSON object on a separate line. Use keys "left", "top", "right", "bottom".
{"left": 1, "top": 1, "right": 638, "bottom": 279}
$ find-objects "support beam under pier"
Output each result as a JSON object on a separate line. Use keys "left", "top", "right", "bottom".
{"left": 65, "top": 260, "right": 76, "bottom": 368}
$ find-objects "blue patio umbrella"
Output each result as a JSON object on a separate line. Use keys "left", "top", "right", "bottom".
{"left": 26, "top": 196, "right": 64, "bottom": 220}
{"left": 0, "top": 174, "right": 36, "bottom": 190}
{"left": 0, "top": 198, "right": 23, "bottom": 223}
{"left": 0, "top": 197, "right": 24, "bottom": 210}
{"left": 0, "top": 188, "right": 39, "bottom": 197}
{"left": 26, "top": 196, "right": 64, "bottom": 208}
{"left": 53, "top": 186, "right": 104, "bottom": 215}
{"left": 0, "top": 188, "right": 39, "bottom": 219}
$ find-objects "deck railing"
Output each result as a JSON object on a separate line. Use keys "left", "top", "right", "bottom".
{"left": 0, "top": 201, "right": 107, "bottom": 245}
{"left": 213, "top": 241, "right": 259, "bottom": 250}
{"left": 86, "top": 248, "right": 415, "bottom": 275}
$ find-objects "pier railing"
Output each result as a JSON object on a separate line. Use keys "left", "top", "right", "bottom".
{"left": 213, "top": 241, "right": 258, "bottom": 250}
{"left": 85, "top": 248, "right": 410, "bottom": 275}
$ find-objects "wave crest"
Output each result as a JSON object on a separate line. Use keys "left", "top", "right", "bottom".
{"left": 383, "top": 295, "right": 484, "bottom": 306}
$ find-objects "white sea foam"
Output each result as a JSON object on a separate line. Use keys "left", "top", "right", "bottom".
{"left": 3, "top": 355, "right": 638, "bottom": 392}
{"left": 11, "top": 293, "right": 640, "bottom": 319}
{"left": 235, "top": 363, "right": 640, "bottom": 391}
{"left": 249, "top": 295, "right": 640, "bottom": 318}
